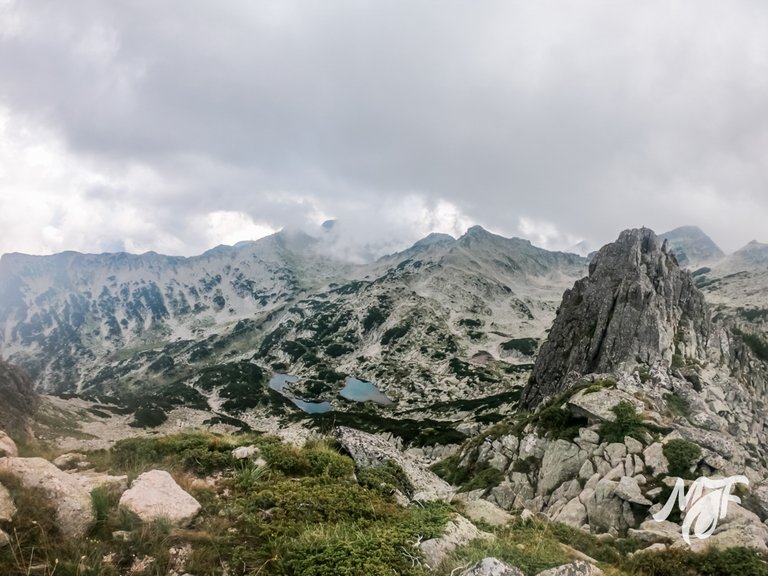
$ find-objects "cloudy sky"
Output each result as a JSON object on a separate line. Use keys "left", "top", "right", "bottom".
{"left": 1, "top": 1, "right": 767, "bottom": 259}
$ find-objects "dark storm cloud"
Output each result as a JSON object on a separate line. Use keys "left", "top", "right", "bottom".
{"left": 1, "top": 0, "right": 767, "bottom": 256}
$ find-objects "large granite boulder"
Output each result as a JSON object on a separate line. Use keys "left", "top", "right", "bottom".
{"left": 119, "top": 470, "right": 201, "bottom": 526}
{"left": 0, "top": 456, "right": 94, "bottom": 538}
{"left": 0, "top": 431, "right": 17, "bottom": 458}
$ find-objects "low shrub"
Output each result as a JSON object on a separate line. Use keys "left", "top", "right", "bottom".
{"left": 663, "top": 392, "right": 691, "bottom": 419}
{"left": 599, "top": 401, "right": 649, "bottom": 443}
{"left": 663, "top": 438, "right": 701, "bottom": 479}
{"left": 357, "top": 460, "right": 414, "bottom": 498}
{"left": 624, "top": 545, "right": 768, "bottom": 576}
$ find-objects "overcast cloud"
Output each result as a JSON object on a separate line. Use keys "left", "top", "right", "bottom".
{"left": 1, "top": 0, "right": 767, "bottom": 259}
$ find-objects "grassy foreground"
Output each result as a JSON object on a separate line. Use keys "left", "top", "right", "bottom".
{"left": 1, "top": 430, "right": 767, "bottom": 575}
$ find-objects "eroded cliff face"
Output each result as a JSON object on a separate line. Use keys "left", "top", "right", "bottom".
{"left": 522, "top": 228, "right": 710, "bottom": 409}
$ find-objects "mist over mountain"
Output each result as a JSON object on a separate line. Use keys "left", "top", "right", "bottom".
{"left": 660, "top": 225, "right": 725, "bottom": 268}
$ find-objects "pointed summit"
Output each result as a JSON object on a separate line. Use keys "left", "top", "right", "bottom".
{"left": 521, "top": 228, "right": 710, "bottom": 408}
{"left": 411, "top": 232, "right": 455, "bottom": 250}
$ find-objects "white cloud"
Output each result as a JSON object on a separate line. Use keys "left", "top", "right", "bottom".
{"left": 2, "top": 2, "right": 768, "bottom": 258}
{"left": 517, "top": 217, "right": 583, "bottom": 252}
{"left": 201, "top": 210, "right": 279, "bottom": 247}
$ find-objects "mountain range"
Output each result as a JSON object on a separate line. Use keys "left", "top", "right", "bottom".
{"left": 0, "top": 224, "right": 764, "bottom": 430}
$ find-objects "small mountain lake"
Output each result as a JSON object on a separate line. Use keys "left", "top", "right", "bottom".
{"left": 340, "top": 378, "right": 393, "bottom": 406}
{"left": 269, "top": 373, "right": 331, "bottom": 413}
{"left": 268, "top": 374, "right": 392, "bottom": 413}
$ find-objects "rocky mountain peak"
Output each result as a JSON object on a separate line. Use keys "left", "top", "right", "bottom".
{"left": 660, "top": 225, "right": 725, "bottom": 267}
{"left": 521, "top": 227, "right": 710, "bottom": 408}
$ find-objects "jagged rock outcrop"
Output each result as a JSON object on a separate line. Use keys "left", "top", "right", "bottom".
{"left": 522, "top": 228, "right": 709, "bottom": 408}
{"left": 336, "top": 426, "right": 454, "bottom": 501}
{"left": 0, "top": 359, "right": 38, "bottom": 440}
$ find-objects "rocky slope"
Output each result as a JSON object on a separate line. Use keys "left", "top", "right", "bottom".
{"left": 0, "top": 359, "right": 38, "bottom": 441}
{"left": 0, "top": 227, "right": 586, "bottom": 424}
{"left": 444, "top": 228, "right": 768, "bottom": 552}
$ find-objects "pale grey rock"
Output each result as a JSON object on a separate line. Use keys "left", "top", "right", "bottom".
{"left": 231, "top": 445, "right": 259, "bottom": 459}
{"left": 624, "top": 436, "right": 643, "bottom": 455}
{"left": 624, "top": 455, "right": 635, "bottom": 477}
{"left": 0, "top": 456, "right": 94, "bottom": 537}
{"left": 603, "top": 464, "right": 624, "bottom": 482}
{"left": 567, "top": 389, "right": 644, "bottom": 424}
{"left": 691, "top": 411, "right": 725, "bottom": 432}
{"left": 537, "top": 440, "right": 582, "bottom": 496}
{"left": 585, "top": 478, "right": 626, "bottom": 533}
{"left": 584, "top": 472, "right": 601, "bottom": 491}
{"left": 632, "top": 543, "right": 667, "bottom": 555}
{"left": 643, "top": 443, "right": 668, "bottom": 476}
{"left": 0, "top": 483, "right": 15, "bottom": 522}
{"left": 752, "top": 482, "right": 768, "bottom": 518}
{"left": 578, "top": 460, "right": 595, "bottom": 480}
{"left": 525, "top": 495, "right": 546, "bottom": 513}
{"left": 420, "top": 514, "right": 493, "bottom": 569}
{"left": 578, "top": 487, "right": 595, "bottom": 507}
{"left": 678, "top": 428, "right": 737, "bottom": 461}
{"left": 519, "top": 434, "right": 548, "bottom": 460}
{"left": 604, "top": 443, "right": 627, "bottom": 468}
{"left": 0, "top": 432, "right": 17, "bottom": 457}
{"left": 578, "top": 429, "right": 600, "bottom": 445}
{"left": 549, "top": 479, "right": 582, "bottom": 506}
{"left": 593, "top": 457, "right": 612, "bottom": 477}
{"left": 74, "top": 470, "right": 129, "bottom": 494}
{"left": 499, "top": 435, "right": 520, "bottom": 455}
{"left": 553, "top": 497, "right": 587, "bottom": 529}
{"left": 453, "top": 493, "right": 513, "bottom": 527}
{"left": 459, "top": 558, "right": 524, "bottom": 576}
{"left": 703, "top": 451, "right": 728, "bottom": 471}
{"left": 336, "top": 426, "right": 453, "bottom": 501}
{"left": 490, "top": 481, "right": 518, "bottom": 511}
{"left": 705, "top": 502, "right": 768, "bottom": 551}
{"left": 119, "top": 470, "right": 201, "bottom": 526}
{"left": 614, "top": 477, "right": 652, "bottom": 506}
{"left": 535, "top": 560, "right": 604, "bottom": 576}
{"left": 487, "top": 452, "right": 510, "bottom": 472}
{"left": 52, "top": 452, "right": 88, "bottom": 470}
{"left": 645, "top": 487, "right": 663, "bottom": 499}
{"left": 0, "top": 528, "right": 9, "bottom": 548}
